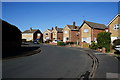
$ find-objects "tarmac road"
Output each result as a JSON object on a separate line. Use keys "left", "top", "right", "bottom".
{"left": 2, "top": 44, "right": 120, "bottom": 79}
{"left": 2, "top": 44, "right": 92, "bottom": 79}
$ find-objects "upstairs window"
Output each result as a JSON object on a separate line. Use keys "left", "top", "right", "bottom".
{"left": 45, "top": 33, "right": 48, "bottom": 35}
{"left": 114, "top": 24, "right": 120, "bottom": 30}
{"left": 84, "top": 29, "right": 89, "bottom": 32}
{"left": 64, "top": 31, "right": 68, "bottom": 34}
{"left": 37, "top": 33, "right": 40, "bottom": 36}
{"left": 66, "top": 37, "right": 69, "bottom": 40}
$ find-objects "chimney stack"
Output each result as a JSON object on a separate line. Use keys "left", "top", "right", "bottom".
{"left": 73, "top": 21, "right": 76, "bottom": 29}
{"left": 73, "top": 21, "right": 76, "bottom": 26}
{"left": 55, "top": 26, "right": 58, "bottom": 30}
{"left": 52, "top": 27, "right": 53, "bottom": 30}
{"left": 30, "top": 27, "right": 32, "bottom": 31}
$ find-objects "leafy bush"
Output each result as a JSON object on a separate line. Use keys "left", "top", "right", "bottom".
{"left": 97, "top": 32, "right": 111, "bottom": 52}
{"left": 66, "top": 42, "right": 74, "bottom": 45}
{"left": 89, "top": 41, "right": 98, "bottom": 50}
{"left": 57, "top": 41, "right": 65, "bottom": 46}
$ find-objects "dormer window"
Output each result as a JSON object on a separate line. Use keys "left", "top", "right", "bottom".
{"left": 114, "top": 24, "right": 120, "bottom": 30}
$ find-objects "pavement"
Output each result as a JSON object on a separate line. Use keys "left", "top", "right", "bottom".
{"left": 2, "top": 44, "right": 120, "bottom": 79}
{"left": 67, "top": 47, "right": 120, "bottom": 79}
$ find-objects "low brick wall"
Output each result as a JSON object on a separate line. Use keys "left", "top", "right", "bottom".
{"left": 81, "top": 42, "right": 89, "bottom": 48}
{"left": 49, "top": 42, "right": 57, "bottom": 45}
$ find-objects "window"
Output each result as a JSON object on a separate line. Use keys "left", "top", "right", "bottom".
{"left": 27, "top": 33, "right": 32, "bottom": 35}
{"left": 45, "top": 37, "right": 50, "bottom": 39}
{"left": 45, "top": 33, "right": 48, "bottom": 35}
{"left": 82, "top": 38, "right": 87, "bottom": 42}
{"left": 84, "top": 29, "right": 89, "bottom": 32}
{"left": 66, "top": 37, "right": 69, "bottom": 40}
{"left": 114, "top": 24, "right": 120, "bottom": 30}
{"left": 64, "top": 31, "right": 68, "bottom": 34}
{"left": 37, "top": 33, "right": 40, "bottom": 36}
{"left": 27, "top": 37, "right": 32, "bottom": 40}
{"left": 22, "top": 37, "right": 26, "bottom": 39}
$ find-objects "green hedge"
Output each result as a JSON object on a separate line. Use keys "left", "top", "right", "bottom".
{"left": 57, "top": 41, "right": 65, "bottom": 46}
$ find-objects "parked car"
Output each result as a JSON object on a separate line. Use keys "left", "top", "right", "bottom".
{"left": 33, "top": 39, "right": 40, "bottom": 44}
{"left": 52, "top": 40, "right": 61, "bottom": 43}
{"left": 114, "top": 45, "right": 120, "bottom": 53}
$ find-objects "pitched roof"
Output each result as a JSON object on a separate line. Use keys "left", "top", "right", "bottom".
{"left": 83, "top": 20, "right": 106, "bottom": 29}
{"left": 57, "top": 28, "right": 63, "bottom": 32}
{"left": 107, "top": 14, "right": 120, "bottom": 26}
{"left": 48, "top": 29, "right": 52, "bottom": 32}
{"left": 22, "top": 29, "right": 39, "bottom": 33}
{"left": 67, "top": 25, "right": 80, "bottom": 30}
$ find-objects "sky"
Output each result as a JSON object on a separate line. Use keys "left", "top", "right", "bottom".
{"left": 2, "top": 2, "right": 119, "bottom": 32}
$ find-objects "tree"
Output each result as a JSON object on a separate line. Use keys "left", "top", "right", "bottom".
{"left": 97, "top": 32, "right": 111, "bottom": 52}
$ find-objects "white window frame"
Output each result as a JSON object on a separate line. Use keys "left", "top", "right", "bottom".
{"left": 114, "top": 24, "right": 120, "bottom": 30}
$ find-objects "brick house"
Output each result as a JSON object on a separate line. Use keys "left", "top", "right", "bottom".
{"left": 63, "top": 22, "right": 80, "bottom": 43}
{"left": 79, "top": 20, "right": 106, "bottom": 46}
{"left": 43, "top": 29, "right": 52, "bottom": 42}
{"left": 52, "top": 26, "right": 63, "bottom": 41}
{"left": 108, "top": 14, "right": 120, "bottom": 43}
{"left": 22, "top": 28, "right": 43, "bottom": 41}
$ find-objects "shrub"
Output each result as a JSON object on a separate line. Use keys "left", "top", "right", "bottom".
{"left": 66, "top": 42, "right": 74, "bottom": 45}
{"left": 97, "top": 32, "right": 111, "bottom": 52}
{"left": 57, "top": 41, "right": 65, "bottom": 46}
{"left": 89, "top": 41, "right": 98, "bottom": 50}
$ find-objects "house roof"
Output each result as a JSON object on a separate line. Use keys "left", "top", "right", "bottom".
{"left": 57, "top": 28, "right": 63, "bottom": 32}
{"left": 107, "top": 14, "right": 120, "bottom": 26}
{"left": 22, "top": 29, "right": 39, "bottom": 33}
{"left": 67, "top": 25, "right": 80, "bottom": 30}
{"left": 83, "top": 20, "right": 106, "bottom": 29}
{"left": 48, "top": 29, "right": 52, "bottom": 32}
{"left": 54, "top": 26, "right": 63, "bottom": 32}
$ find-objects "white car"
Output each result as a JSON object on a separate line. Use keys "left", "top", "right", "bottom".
{"left": 115, "top": 45, "right": 120, "bottom": 52}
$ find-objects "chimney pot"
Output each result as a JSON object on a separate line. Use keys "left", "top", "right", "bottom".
{"left": 73, "top": 21, "right": 76, "bottom": 26}
{"left": 52, "top": 27, "right": 53, "bottom": 30}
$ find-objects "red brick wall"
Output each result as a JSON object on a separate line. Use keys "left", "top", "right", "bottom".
{"left": 92, "top": 29, "right": 105, "bottom": 41}
{"left": 57, "top": 32, "right": 63, "bottom": 41}
{"left": 70, "top": 30, "right": 79, "bottom": 42}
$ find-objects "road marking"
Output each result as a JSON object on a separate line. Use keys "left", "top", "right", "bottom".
{"left": 106, "top": 73, "right": 120, "bottom": 79}
{"left": 94, "top": 52, "right": 105, "bottom": 55}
